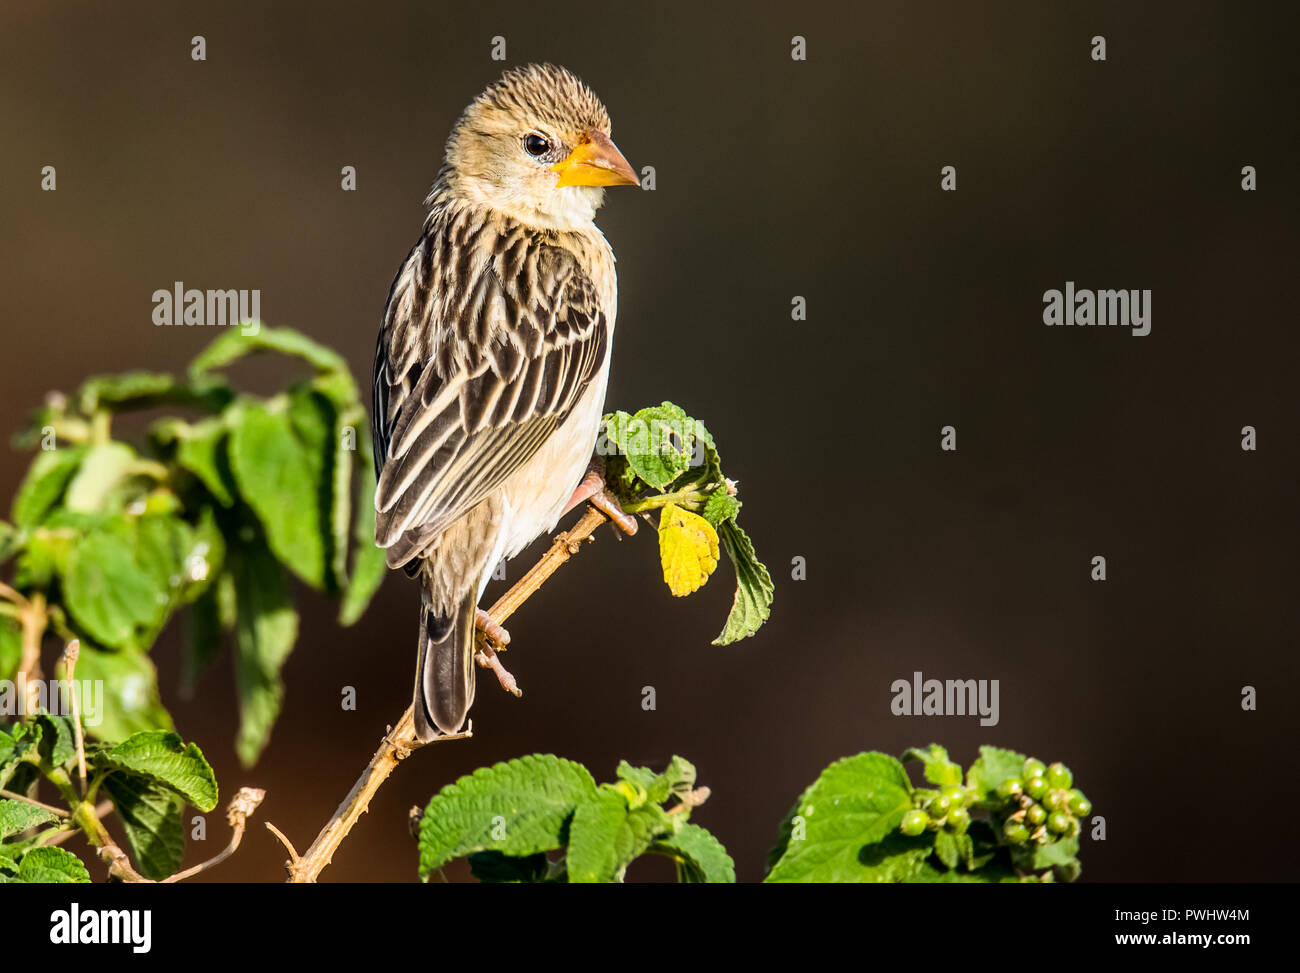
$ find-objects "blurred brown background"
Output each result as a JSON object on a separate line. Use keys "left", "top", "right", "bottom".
{"left": 1, "top": 1, "right": 1296, "bottom": 882}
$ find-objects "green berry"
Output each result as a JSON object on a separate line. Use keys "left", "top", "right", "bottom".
{"left": 995, "top": 778, "right": 1024, "bottom": 801}
{"left": 1025, "top": 776, "right": 1048, "bottom": 799}
{"left": 1048, "top": 812, "right": 1072, "bottom": 834}
{"left": 946, "top": 807, "right": 971, "bottom": 833}
{"left": 928, "top": 794, "right": 951, "bottom": 818}
{"left": 1068, "top": 791, "right": 1092, "bottom": 817}
{"left": 1025, "top": 802, "right": 1047, "bottom": 826}
{"left": 1022, "top": 758, "right": 1046, "bottom": 780}
{"left": 900, "top": 809, "right": 929, "bottom": 836}
{"left": 1045, "top": 788, "right": 1070, "bottom": 812}
{"left": 1003, "top": 820, "right": 1030, "bottom": 844}
{"left": 1046, "top": 762, "right": 1073, "bottom": 789}
{"left": 942, "top": 785, "right": 966, "bottom": 806}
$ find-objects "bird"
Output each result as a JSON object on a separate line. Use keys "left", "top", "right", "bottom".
{"left": 371, "top": 63, "right": 640, "bottom": 742}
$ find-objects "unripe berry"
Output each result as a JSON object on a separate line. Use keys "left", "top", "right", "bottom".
{"left": 942, "top": 785, "right": 966, "bottom": 807}
{"left": 1068, "top": 791, "right": 1092, "bottom": 817}
{"left": 1025, "top": 802, "right": 1047, "bottom": 826}
{"left": 1025, "top": 776, "right": 1048, "bottom": 800}
{"left": 900, "top": 809, "right": 929, "bottom": 836}
{"left": 1048, "top": 812, "right": 1072, "bottom": 834}
{"left": 1045, "top": 788, "right": 1070, "bottom": 812}
{"left": 946, "top": 807, "right": 971, "bottom": 833}
{"left": 995, "top": 778, "right": 1024, "bottom": 802}
{"left": 928, "top": 794, "right": 951, "bottom": 818}
{"left": 1022, "top": 758, "right": 1046, "bottom": 780}
{"left": 1003, "top": 820, "right": 1030, "bottom": 844}
{"left": 1046, "top": 762, "right": 1073, "bottom": 790}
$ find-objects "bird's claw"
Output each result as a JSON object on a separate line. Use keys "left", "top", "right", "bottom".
{"left": 564, "top": 469, "right": 638, "bottom": 536}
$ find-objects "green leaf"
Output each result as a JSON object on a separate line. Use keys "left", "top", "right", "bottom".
{"left": 63, "top": 527, "right": 164, "bottom": 649}
{"left": 65, "top": 646, "right": 173, "bottom": 742}
{"left": 181, "top": 586, "right": 225, "bottom": 696}
{"left": 567, "top": 790, "right": 671, "bottom": 883}
{"left": 604, "top": 404, "right": 696, "bottom": 490}
{"left": 903, "top": 744, "right": 963, "bottom": 788}
{"left": 0, "top": 521, "right": 19, "bottom": 566}
{"left": 0, "top": 799, "right": 58, "bottom": 840}
{"left": 76, "top": 370, "right": 232, "bottom": 415}
{"left": 966, "top": 745, "right": 1028, "bottom": 802}
{"left": 228, "top": 398, "right": 328, "bottom": 589}
{"left": 338, "top": 424, "right": 386, "bottom": 625}
{"left": 230, "top": 542, "right": 298, "bottom": 767}
{"left": 1020, "top": 833, "right": 1080, "bottom": 872}
{"left": 94, "top": 730, "right": 218, "bottom": 812}
{"left": 764, "top": 752, "right": 915, "bottom": 883}
{"left": 655, "top": 823, "right": 735, "bottom": 883}
{"left": 1, "top": 846, "right": 90, "bottom": 884}
{"left": 34, "top": 714, "right": 76, "bottom": 770}
{"left": 418, "top": 754, "right": 597, "bottom": 880}
{"left": 712, "top": 519, "right": 774, "bottom": 645}
{"left": 63, "top": 442, "right": 138, "bottom": 513}
{"left": 701, "top": 488, "right": 741, "bottom": 527}
{"left": 174, "top": 417, "right": 237, "bottom": 506}
{"left": 189, "top": 326, "right": 353, "bottom": 388}
{"left": 11, "top": 447, "right": 86, "bottom": 526}
{"left": 0, "top": 616, "right": 20, "bottom": 682}
{"left": 103, "top": 773, "right": 185, "bottom": 881}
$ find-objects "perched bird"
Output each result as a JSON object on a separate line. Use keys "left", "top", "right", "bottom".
{"left": 372, "top": 64, "right": 640, "bottom": 742}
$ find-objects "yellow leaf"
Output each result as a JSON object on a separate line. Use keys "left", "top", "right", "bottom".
{"left": 657, "top": 502, "right": 720, "bottom": 597}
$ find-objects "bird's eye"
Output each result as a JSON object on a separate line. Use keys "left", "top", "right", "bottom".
{"left": 523, "top": 133, "right": 551, "bottom": 158}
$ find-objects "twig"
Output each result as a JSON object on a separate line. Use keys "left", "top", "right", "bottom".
{"left": 39, "top": 801, "right": 112, "bottom": 846}
{"left": 161, "top": 787, "right": 266, "bottom": 883}
{"left": 0, "top": 788, "right": 70, "bottom": 818}
{"left": 17, "top": 591, "right": 46, "bottom": 717}
{"left": 0, "top": 581, "right": 30, "bottom": 610}
{"left": 60, "top": 639, "right": 87, "bottom": 792}
{"left": 281, "top": 503, "right": 612, "bottom": 883}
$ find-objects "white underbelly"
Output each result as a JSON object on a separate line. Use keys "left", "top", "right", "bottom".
{"left": 496, "top": 368, "right": 609, "bottom": 563}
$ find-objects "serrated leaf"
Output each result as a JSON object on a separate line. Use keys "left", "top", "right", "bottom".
{"left": 567, "top": 791, "right": 671, "bottom": 883}
{"left": 338, "top": 420, "right": 386, "bottom": 625}
{"left": 228, "top": 398, "right": 328, "bottom": 589}
{"left": 11, "top": 447, "right": 86, "bottom": 526}
{"left": 655, "top": 823, "right": 735, "bottom": 883}
{"left": 3, "top": 846, "right": 90, "bottom": 884}
{"left": 700, "top": 488, "right": 740, "bottom": 527}
{"left": 103, "top": 773, "right": 185, "bottom": 881}
{"left": 76, "top": 370, "right": 232, "bottom": 415}
{"left": 1023, "top": 833, "right": 1080, "bottom": 871}
{"left": 606, "top": 404, "right": 695, "bottom": 490}
{"left": 230, "top": 542, "right": 298, "bottom": 767}
{"left": 29, "top": 713, "right": 76, "bottom": 770}
{"left": 418, "top": 754, "right": 597, "bottom": 880}
{"left": 657, "top": 503, "right": 719, "bottom": 597}
{"left": 94, "top": 730, "right": 218, "bottom": 812}
{"left": 903, "top": 744, "right": 963, "bottom": 787}
{"left": 764, "top": 752, "right": 915, "bottom": 883}
{"left": 0, "top": 799, "right": 57, "bottom": 840}
{"left": 966, "top": 745, "right": 1028, "bottom": 802}
{"left": 712, "top": 519, "right": 774, "bottom": 645}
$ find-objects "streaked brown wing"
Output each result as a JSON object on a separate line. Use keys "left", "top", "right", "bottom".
{"left": 373, "top": 242, "right": 608, "bottom": 567}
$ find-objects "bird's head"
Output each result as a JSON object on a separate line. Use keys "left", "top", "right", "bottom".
{"left": 442, "top": 63, "right": 638, "bottom": 231}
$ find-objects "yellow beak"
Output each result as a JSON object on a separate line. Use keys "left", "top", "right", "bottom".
{"left": 551, "top": 130, "right": 639, "bottom": 188}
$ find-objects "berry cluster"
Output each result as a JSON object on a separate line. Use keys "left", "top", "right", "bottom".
{"left": 900, "top": 783, "right": 977, "bottom": 836}
{"left": 995, "top": 759, "right": 1091, "bottom": 845}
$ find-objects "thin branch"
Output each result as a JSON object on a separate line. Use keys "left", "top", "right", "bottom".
{"left": 59, "top": 639, "right": 87, "bottom": 791}
{"left": 17, "top": 591, "right": 46, "bottom": 716}
{"left": 0, "top": 788, "right": 70, "bottom": 818}
{"left": 0, "top": 580, "right": 30, "bottom": 610}
{"left": 162, "top": 787, "right": 266, "bottom": 883}
{"left": 280, "top": 503, "right": 612, "bottom": 883}
{"left": 39, "top": 801, "right": 112, "bottom": 846}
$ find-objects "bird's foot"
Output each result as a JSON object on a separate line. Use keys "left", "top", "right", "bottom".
{"left": 474, "top": 607, "right": 511, "bottom": 648}
{"left": 563, "top": 469, "right": 638, "bottom": 536}
{"left": 475, "top": 645, "right": 521, "bottom": 697}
